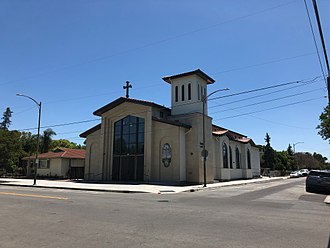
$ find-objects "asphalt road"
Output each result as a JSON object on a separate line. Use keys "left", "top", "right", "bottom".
{"left": 0, "top": 177, "right": 329, "bottom": 248}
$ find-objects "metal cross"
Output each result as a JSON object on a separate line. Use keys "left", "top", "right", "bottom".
{"left": 123, "top": 81, "right": 132, "bottom": 98}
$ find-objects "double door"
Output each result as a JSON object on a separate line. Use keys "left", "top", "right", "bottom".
{"left": 112, "top": 155, "right": 144, "bottom": 181}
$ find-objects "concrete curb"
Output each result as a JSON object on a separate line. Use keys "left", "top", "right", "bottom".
{"left": 0, "top": 176, "right": 289, "bottom": 194}
{"left": 0, "top": 183, "right": 148, "bottom": 194}
{"left": 182, "top": 176, "right": 288, "bottom": 193}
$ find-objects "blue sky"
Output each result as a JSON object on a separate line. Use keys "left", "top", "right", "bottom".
{"left": 1, "top": 0, "right": 329, "bottom": 160}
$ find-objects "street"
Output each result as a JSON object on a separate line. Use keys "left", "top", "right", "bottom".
{"left": 0, "top": 178, "right": 329, "bottom": 248}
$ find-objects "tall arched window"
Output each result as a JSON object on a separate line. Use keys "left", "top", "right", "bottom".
{"left": 188, "top": 83, "right": 191, "bottom": 100}
{"left": 247, "top": 149, "right": 251, "bottom": 169}
{"left": 175, "top": 86, "right": 178, "bottom": 102}
{"left": 181, "top": 85, "right": 185, "bottom": 101}
{"left": 229, "top": 146, "right": 233, "bottom": 169}
{"left": 236, "top": 147, "right": 240, "bottom": 169}
{"left": 222, "top": 142, "right": 228, "bottom": 168}
{"left": 198, "top": 84, "right": 200, "bottom": 100}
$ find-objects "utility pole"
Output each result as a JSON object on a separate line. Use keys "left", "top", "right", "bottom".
{"left": 312, "top": 0, "right": 330, "bottom": 104}
{"left": 202, "top": 88, "right": 229, "bottom": 187}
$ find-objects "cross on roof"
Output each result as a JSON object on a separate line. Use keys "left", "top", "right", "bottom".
{"left": 123, "top": 81, "right": 132, "bottom": 98}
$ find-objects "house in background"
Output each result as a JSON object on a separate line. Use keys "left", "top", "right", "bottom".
{"left": 22, "top": 148, "right": 85, "bottom": 179}
{"left": 80, "top": 69, "right": 260, "bottom": 184}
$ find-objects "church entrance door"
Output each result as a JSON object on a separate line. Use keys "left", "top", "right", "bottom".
{"left": 112, "top": 115, "right": 145, "bottom": 181}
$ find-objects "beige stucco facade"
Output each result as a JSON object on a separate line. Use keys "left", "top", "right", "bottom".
{"left": 81, "top": 69, "right": 261, "bottom": 184}
{"left": 25, "top": 157, "right": 85, "bottom": 178}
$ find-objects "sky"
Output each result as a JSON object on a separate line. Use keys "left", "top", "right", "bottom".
{"left": 1, "top": 0, "right": 329, "bottom": 160}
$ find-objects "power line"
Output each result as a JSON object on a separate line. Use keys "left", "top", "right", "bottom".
{"left": 16, "top": 77, "right": 322, "bottom": 132}
{"left": 209, "top": 77, "right": 322, "bottom": 109}
{"left": 303, "top": 0, "right": 327, "bottom": 87}
{"left": 20, "top": 119, "right": 100, "bottom": 131}
{"left": 212, "top": 52, "right": 315, "bottom": 75}
{"left": 215, "top": 96, "right": 325, "bottom": 120}
{"left": 210, "top": 87, "right": 324, "bottom": 114}
{"left": 0, "top": 1, "right": 298, "bottom": 86}
{"left": 44, "top": 83, "right": 165, "bottom": 105}
{"left": 209, "top": 80, "right": 302, "bottom": 101}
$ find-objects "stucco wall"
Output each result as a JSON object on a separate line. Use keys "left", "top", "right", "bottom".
{"left": 251, "top": 146, "right": 261, "bottom": 177}
{"left": 151, "top": 121, "right": 185, "bottom": 183}
{"left": 170, "top": 74, "right": 208, "bottom": 116}
{"left": 172, "top": 112, "right": 214, "bottom": 183}
{"left": 85, "top": 129, "right": 102, "bottom": 180}
{"left": 213, "top": 135, "right": 259, "bottom": 181}
{"left": 98, "top": 102, "right": 152, "bottom": 181}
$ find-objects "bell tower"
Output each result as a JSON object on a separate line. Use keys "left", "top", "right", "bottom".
{"left": 162, "top": 69, "right": 215, "bottom": 116}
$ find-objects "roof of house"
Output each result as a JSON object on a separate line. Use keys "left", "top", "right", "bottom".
{"left": 22, "top": 148, "right": 86, "bottom": 160}
{"left": 162, "top": 69, "right": 215, "bottom": 84}
{"left": 80, "top": 123, "right": 101, "bottom": 138}
{"left": 93, "top": 97, "right": 170, "bottom": 116}
{"left": 212, "top": 124, "right": 247, "bottom": 138}
{"left": 212, "top": 130, "right": 256, "bottom": 146}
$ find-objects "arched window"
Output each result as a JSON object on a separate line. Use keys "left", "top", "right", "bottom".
{"left": 188, "top": 83, "right": 191, "bottom": 100}
{"left": 222, "top": 142, "right": 228, "bottom": 168}
{"left": 229, "top": 146, "right": 233, "bottom": 169}
{"left": 247, "top": 149, "right": 251, "bottom": 169}
{"left": 113, "top": 115, "right": 145, "bottom": 156}
{"left": 181, "top": 85, "right": 185, "bottom": 101}
{"left": 236, "top": 147, "right": 240, "bottom": 169}
{"left": 198, "top": 84, "right": 200, "bottom": 100}
{"left": 201, "top": 86, "right": 203, "bottom": 99}
{"left": 175, "top": 86, "right": 178, "bottom": 102}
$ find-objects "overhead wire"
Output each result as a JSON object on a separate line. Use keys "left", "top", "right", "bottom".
{"left": 17, "top": 77, "right": 324, "bottom": 134}
{"left": 0, "top": 0, "right": 298, "bottom": 86}
{"left": 303, "top": 0, "right": 327, "bottom": 86}
{"left": 209, "top": 77, "right": 322, "bottom": 109}
{"left": 212, "top": 51, "right": 316, "bottom": 75}
{"left": 210, "top": 87, "right": 325, "bottom": 114}
{"left": 215, "top": 96, "right": 325, "bottom": 121}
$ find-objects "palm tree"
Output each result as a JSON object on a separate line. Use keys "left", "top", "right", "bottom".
{"left": 40, "top": 128, "right": 56, "bottom": 153}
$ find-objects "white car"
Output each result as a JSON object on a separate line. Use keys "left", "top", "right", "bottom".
{"left": 299, "top": 169, "right": 309, "bottom": 176}
{"left": 290, "top": 171, "right": 300, "bottom": 178}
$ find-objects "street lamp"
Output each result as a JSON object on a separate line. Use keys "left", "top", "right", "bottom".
{"left": 293, "top": 142, "right": 304, "bottom": 154}
{"left": 16, "top": 93, "right": 42, "bottom": 185}
{"left": 202, "top": 88, "right": 229, "bottom": 187}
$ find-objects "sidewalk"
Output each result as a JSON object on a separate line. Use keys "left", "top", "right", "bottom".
{"left": 0, "top": 176, "right": 288, "bottom": 194}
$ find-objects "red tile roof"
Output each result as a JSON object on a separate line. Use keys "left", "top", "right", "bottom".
{"left": 22, "top": 148, "right": 85, "bottom": 160}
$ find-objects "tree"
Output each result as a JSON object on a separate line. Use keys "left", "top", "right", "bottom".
{"left": 262, "top": 133, "right": 276, "bottom": 170}
{"left": 312, "top": 152, "right": 327, "bottom": 165}
{"left": 0, "top": 129, "right": 23, "bottom": 172}
{"left": 0, "top": 107, "right": 13, "bottom": 130}
{"left": 295, "top": 152, "right": 324, "bottom": 170}
{"left": 20, "top": 132, "right": 38, "bottom": 156}
{"left": 287, "top": 144, "right": 294, "bottom": 156}
{"left": 40, "top": 128, "right": 56, "bottom": 153}
{"left": 317, "top": 104, "right": 330, "bottom": 143}
{"left": 50, "top": 139, "right": 82, "bottom": 150}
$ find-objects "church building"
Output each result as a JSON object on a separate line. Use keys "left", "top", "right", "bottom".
{"left": 80, "top": 69, "right": 260, "bottom": 184}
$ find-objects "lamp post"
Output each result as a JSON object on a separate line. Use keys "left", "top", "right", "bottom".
{"left": 202, "top": 88, "right": 229, "bottom": 187}
{"left": 293, "top": 142, "right": 304, "bottom": 154}
{"left": 16, "top": 93, "right": 41, "bottom": 185}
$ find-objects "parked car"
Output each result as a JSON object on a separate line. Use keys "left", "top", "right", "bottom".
{"left": 306, "top": 170, "right": 330, "bottom": 194}
{"left": 290, "top": 171, "right": 300, "bottom": 178}
{"left": 299, "top": 169, "right": 309, "bottom": 177}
